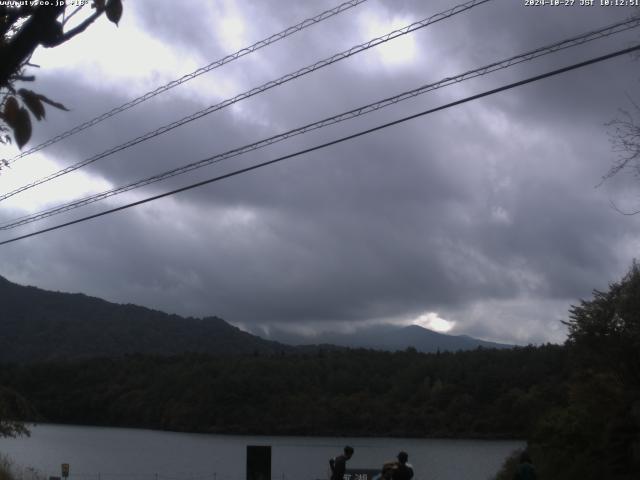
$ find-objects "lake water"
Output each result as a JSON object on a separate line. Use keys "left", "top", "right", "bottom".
{"left": 0, "top": 425, "right": 522, "bottom": 480}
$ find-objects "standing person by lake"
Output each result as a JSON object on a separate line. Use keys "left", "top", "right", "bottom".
{"left": 330, "top": 446, "right": 354, "bottom": 480}
{"left": 513, "top": 451, "right": 537, "bottom": 480}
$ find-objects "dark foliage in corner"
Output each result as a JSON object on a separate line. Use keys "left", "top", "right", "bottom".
{"left": 0, "top": 1, "right": 122, "bottom": 149}
{"left": 519, "top": 262, "right": 640, "bottom": 479}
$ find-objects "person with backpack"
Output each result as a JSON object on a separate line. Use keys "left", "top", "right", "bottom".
{"left": 393, "top": 451, "right": 413, "bottom": 480}
{"left": 329, "top": 445, "right": 354, "bottom": 480}
{"left": 381, "top": 451, "right": 413, "bottom": 480}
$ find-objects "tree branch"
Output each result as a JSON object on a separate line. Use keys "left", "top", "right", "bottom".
{"left": 10, "top": 75, "right": 35, "bottom": 82}
{"left": 62, "top": 5, "right": 85, "bottom": 26}
{"left": 609, "top": 198, "right": 640, "bottom": 216}
{"left": 48, "top": 9, "right": 103, "bottom": 47}
{"left": 0, "top": 5, "right": 64, "bottom": 87}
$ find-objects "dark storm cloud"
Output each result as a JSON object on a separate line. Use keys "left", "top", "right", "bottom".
{"left": 2, "top": 0, "right": 640, "bottom": 345}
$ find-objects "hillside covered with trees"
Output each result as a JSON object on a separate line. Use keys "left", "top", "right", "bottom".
{"left": 494, "top": 263, "right": 640, "bottom": 479}
{"left": 0, "top": 345, "right": 567, "bottom": 438}
{"left": 0, "top": 275, "right": 292, "bottom": 362}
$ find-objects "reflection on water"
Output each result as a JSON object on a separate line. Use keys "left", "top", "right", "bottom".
{"left": 0, "top": 425, "right": 523, "bottom": 480}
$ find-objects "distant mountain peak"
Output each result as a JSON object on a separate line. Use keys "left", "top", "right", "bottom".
{"left": 266, "top": 322, "right": 512, "bottom": 353}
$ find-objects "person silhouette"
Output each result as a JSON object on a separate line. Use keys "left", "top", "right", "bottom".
{"left": 392, "top": 451, "right": 413, "bottom": 480}
{"left": 330, "top": 446, "right": 354, "bottom": 480}
{"left": 513, "top": 451, "right": 537, "bottom": 480}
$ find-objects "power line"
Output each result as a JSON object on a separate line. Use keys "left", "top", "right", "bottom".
{"left": 1, "top": 43, "right": 637, "bottom": 247}
{"left": 3, "top": 0, "right": 370, "bottom": 165}
{"left": 2, "top": 16, "right": 638, "bottom": 231}
{"left": 0, "top": 0, "right": 492, "bottom": 203}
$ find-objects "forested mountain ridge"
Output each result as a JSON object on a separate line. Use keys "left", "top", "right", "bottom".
{"left": 0, "top": 275, "right": 291, "bottom": 362}
{"left": 0, "top": 275, "right": 510, "bottom": 363}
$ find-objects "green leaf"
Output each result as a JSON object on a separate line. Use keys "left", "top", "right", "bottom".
{"left": 2, "top": 98, "right": 32, "bottom": 147}
{"left": 3, "top": 98, "right": 33, "bottom": 148}
{"left": 105, "top": 0, "right": 123, "bottom": 26}
{"left": 37, "top": 93, "right": 69, "bottom": 112}
{"left": 12, "top": 107, "right": 32, "bottom": 149}
{"left": 3, "top": 96, "right": 20, "bottom": 126}
{"left": 18, "top": 89, "right": 46, "bottom": 121}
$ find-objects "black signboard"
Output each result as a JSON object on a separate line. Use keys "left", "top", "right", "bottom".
{"left": 247, "top": 445, "right": 271, "bottom": 480}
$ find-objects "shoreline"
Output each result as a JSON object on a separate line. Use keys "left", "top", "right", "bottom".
{"left": 14, "top": 421, "right": 526, "bottom": 442}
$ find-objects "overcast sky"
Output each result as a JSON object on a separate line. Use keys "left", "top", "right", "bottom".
{"left": 1, "top": 0, "right": 639, "bottom": 345}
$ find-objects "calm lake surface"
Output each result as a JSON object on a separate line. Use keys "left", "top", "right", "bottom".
{"left": 0, "top": 425, "right": 522, "bottom": 480}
